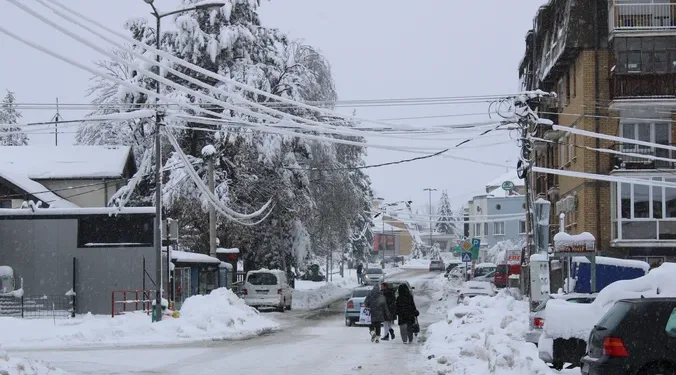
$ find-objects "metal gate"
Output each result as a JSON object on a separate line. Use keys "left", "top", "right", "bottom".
{"left": 173, "top": 267, "right": 191, "bottom": 310}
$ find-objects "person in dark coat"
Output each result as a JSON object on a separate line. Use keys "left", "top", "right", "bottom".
{"left": 363, "top": 284, "right": 390, "bottom": 343}
{"left": 395, "top": 283, "right": 419, "bottom": 344}
{"left": 356, "top": 263, "right": 364, "bottom": 284}
{"left": 381, "top": 283, "right": 397, "bottom": 341}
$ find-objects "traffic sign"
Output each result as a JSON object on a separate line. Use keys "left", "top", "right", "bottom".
{"left": 461, "top": 252, "right": 472, "bottom": 262}
{"left": 471, "top": 238, "right": 481, "bottom": 249}
{"left": 453, "top": 245, "right": 462, "bottom": 254}
{"left": 461, "top": 240, "right": 472, "bottom": 252}
{"left": 501, "top": 180, "right": 515, "bottom": 191}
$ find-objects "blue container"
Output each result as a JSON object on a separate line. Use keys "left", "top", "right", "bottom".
{"left": 572, "top": 259, "right": 647, "bottom": 293}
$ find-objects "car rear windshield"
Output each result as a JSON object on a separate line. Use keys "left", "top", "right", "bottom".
{"left": 366, "top": 268, "right": 383, "bottom": 274}
{"left": 352, "top": 289, "right": 370, "bottom": 298}
{"left": 496, "top": 265, "right": 508, "bottom": 273}
{"left": 247, "top": 272, "right": 278, "bottom": 286}
{"left": 596, "top": 301, "right": 632, "bottom": 331}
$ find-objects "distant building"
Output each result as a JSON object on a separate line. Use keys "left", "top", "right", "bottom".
{"left": 467, "top": 171, "right": 526, "bottom": 258}
{"left": 0, "top": 146, "right": 136, "bottom": 208}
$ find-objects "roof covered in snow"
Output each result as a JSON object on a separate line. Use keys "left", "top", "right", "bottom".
{"left": 0, "top": 171, "right": 79, "bottom": 208}
{"left": 0, "top": 145, "right": 134, "bottom": 179}
{"left": 216, "top": 247, "right": 239, "bottom": 254}
{"left": 372, "top": 216, "right": 404, "bottom": 233}
{"left": 171, "top": 250, "right": 221, "bottom": 264}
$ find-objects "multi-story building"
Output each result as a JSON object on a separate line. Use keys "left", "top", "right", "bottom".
{"left": 519, "top": 0, "right": 676, "bottom": 265}
{"left": 467, "top": 172, "right": 527, "bottom": 257}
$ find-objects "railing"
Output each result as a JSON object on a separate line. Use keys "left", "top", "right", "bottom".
{"left": 610, "top": 2, "right": 676, "bottom": 32}
{"left": 111, "top": 290, "right": 153, "bottom": 318}
{"left": 0, "top": 294, "right": 74, "bottom": 319}
{"left": 611, "top": 143, "right": 674, "bottom": 170}
{"left": 611, "top": 73, "right": 676, "bottom": 99}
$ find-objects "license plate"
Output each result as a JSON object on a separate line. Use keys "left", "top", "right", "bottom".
{"left": 255, "top": 290, "right": 269, "bottom": 294}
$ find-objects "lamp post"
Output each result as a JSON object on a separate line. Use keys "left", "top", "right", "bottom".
{"left": 142, "top": 0, "right": 225, "bottom": 322}
{"left": 423, "top": 188, "right": 437, "bottom": 247}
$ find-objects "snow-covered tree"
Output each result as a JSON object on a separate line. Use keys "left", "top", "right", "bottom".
{"left": 0, "top": 90, "right": 28, "bottom": 146}
{"left": 78, "top": 1, "right": 373, "bottom": 278}
{"left": 435, "top": 190, "right": 458, "bottom": 235}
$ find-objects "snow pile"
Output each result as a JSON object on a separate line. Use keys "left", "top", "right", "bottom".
{"left": 292, "top": 274, "right": 358, "bottom": 310}
{"left": 400, "top": 258, "right": 431, "bottom": 270}
{"left": 0, "top": 288, "right": 277, "bottom": 350}
{"left": 0, "top": 348, "right": 68, "bottom": 374}
{"left": 544, "top": 262, "right": 676, "bottom": 340}
{"left": 421, "top": 290, "right": 553, "bottom": 375}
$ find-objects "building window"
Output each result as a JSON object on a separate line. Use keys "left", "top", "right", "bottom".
{"left": 474, "top": 223, "right": 482, "bottom": 237}
{"left": 484, "top": 222, "right": 489, "bottom": 237}
{"left": 77, "top": 214, "right": 154, "bottom": 248}
{"left": 557, "top": 78, "right": 565, "bottom": 107}
{"left": 519, "top": 220, "right": 527, "bottom": 234}
{"left": 620, "top": 120, "right": 671, "bottom": 164}
{"left": 565, "top": 72, "right": 571, "bottom": 103}
{"left": 559, "top": 141, "right": 566, "bottom": 168}
{"left": 494, "top": 221, "right": 505, "bottom": 235}
{"left": 572, "top": 62, "right": 576, "bottom": 98}
{"left": 615, "top": 37, "right": 676, "bottom": 74}
{"left": 614, "top": 178, "right": 676, "bottom": 241}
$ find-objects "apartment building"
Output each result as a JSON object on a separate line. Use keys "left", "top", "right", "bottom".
{"left": 519, "top": 0, "right": 676, "bottom": 264}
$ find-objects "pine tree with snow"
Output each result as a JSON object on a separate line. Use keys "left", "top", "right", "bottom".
{"left": 435, "top": 190, "right": 458, "bottom": 235}
{"left": 0, "top": 90, "right": 29, "bottom": 146}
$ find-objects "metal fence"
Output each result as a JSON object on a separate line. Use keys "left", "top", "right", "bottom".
{"left": 0, "top": 294, "right": 74, "bottom": 319}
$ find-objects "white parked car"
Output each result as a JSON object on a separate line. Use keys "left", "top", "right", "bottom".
{"left": 457, "top": 281, "right": 497, "bottom": 303}
{"left": 525, "top": 293, "right": 597, "bottom": 345}
{"left": 242, "top": 269, "right": 293, "bottom": 312}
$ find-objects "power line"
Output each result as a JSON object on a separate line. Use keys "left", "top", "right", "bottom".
{"left": 284, "top": 149, "right": 449, "bottom": 171}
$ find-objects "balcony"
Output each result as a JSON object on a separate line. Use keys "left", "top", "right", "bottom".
{"left": 611, "top": 143, "right": 675, "bottom": 170}
{"left": 609, "top": 1, "right": 676, "bottom": 35}
{"left": 611, "top": 73, "right": 676, "bottom": 100}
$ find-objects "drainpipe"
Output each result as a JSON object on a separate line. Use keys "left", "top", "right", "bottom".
{"left": 593, "top": 0, "right": 601, "bottom": 293}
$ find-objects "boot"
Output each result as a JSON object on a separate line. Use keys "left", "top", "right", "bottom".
{"left": 371, "top": 330, "right": 376, "bottom": 342}
{"left": 389, "top": 328, "right": 395, "bottom": 340}
{"left": 381, "top": 333, "right": 390, "bottom": 341}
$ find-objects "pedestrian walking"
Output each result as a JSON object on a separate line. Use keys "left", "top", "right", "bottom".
{"left": 363, "top": 284, "right": 390, "bottom": 343}
{"left": 381, "top": 282, "right": 396, "bottom": 341}
{"left": 356, "top": 262, "right": 364, "bottom": 284}
{"left": 395, "top": 283, "right": 419, "bottom": 344}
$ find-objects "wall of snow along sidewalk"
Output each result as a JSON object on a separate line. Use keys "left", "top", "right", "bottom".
{"left": 545, "top": 262, "right": 676, "bottom": 341}
{"left": 422, "top": 290, "right": 554, "bottom": 375}
{"left": 292, "top": 273, "right": 360, "bottom": 310}
{"left": 0, "top": 288, "right": 278, "bottom": 350}
{"left": 0, "top": 348, "right": 68, "bottom": 374}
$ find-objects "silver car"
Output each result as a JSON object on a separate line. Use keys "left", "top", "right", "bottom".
{"left": 362, "top": 268, "right": 385, "bottom": 286}
{"left": 344, "top": 287, "right": 371, "bottom": 326}
{"left": 526, "top": 293, "right": 597, "bottom": 345}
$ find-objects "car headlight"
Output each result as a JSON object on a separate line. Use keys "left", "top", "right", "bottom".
{"left": 364, "top": 275, "right": 369, "bottom": 278}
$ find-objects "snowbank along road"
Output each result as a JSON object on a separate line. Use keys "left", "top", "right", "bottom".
{"left": 12, "top": 269, "right": 441, "bottom": 375}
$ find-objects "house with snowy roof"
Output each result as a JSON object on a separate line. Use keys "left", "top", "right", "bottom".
{"left": 0, "top": 145, "right": 136, "bottom": 208}
{"left": 467, "top": 171, "right": 527, "bottom": 258}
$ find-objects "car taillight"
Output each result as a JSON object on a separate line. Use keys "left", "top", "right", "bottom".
{"left": 534, "top": 317, "right": 544, "bottom": 328}
{"left": 277, "top": 288, "right": 283, "bottom": 295}
{"left": 603, "top": 337, "right": 629, "bottom": 357}
{"left": 242, "top": 289, "right": 248, "bottom": 295}
{"left": 347, "top": 300, "right": 354, "bottom": 309}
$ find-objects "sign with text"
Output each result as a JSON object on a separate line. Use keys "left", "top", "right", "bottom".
{"left": 506, "top": 250, "right": 521, "bottom": 265}
{"left": 554, "top": 232, "right": 596, "bottom": 255}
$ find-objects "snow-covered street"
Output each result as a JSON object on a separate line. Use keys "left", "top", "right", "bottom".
{"left": 7, "top": 269, "right": 439, "bottom": 375}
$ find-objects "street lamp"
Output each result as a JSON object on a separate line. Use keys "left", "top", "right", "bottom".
{"left": 142, "top": 0, "right": 225, "bottom": 322}
{"left": 423, "top": 188, "right": 437, "bottom": 247}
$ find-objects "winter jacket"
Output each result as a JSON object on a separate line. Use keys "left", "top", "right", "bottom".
{"left": 356, "top": 264, "right": 363, "bottom": 274}
{"left": 383, "top": 288, "right": 397, "bottom": 321}
{"left": 395, "top": 284, "right": 418, "bottom": 325}
{"left": 363, "top": 286, "right": 390, "bottom": 322}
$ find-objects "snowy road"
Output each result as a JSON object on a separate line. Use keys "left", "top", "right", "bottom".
{"left": 12, "top": 269, "right": 441, "bottom": 375}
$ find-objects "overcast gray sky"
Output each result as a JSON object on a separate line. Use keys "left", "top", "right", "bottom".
{"left": 0, "top": 0, "right": 546, "bottom": 214}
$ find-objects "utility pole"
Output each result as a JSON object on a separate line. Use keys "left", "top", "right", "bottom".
{"left": 423, "top": 188, "right": 437, "bottom": 247}
{"left": 142, "top": 0, "right": 227, "bottom": 322}
{"left": 207, "top": 156, "right": 217, "bottom": 258}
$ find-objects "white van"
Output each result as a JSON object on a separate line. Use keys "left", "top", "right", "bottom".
{"left": 243, "top": 269, "right": 293, "bottom": 312}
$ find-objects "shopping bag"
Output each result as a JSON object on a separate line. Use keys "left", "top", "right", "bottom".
{"left": 412, "top": 317, "right": 420, "bottom": 335}
{"left": 359, "top": 307, "right": 371, "bottom": 325}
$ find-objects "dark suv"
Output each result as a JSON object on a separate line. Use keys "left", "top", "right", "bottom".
{"left": 581, "top": 297, "right": 676, "bottom": 375}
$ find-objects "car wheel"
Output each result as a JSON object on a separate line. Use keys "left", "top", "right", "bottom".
{"left": 277, "top": 299, "right": 286, "bottom": 313}
{"left": 345, "top": 318, "right": 353, "bottom": 327}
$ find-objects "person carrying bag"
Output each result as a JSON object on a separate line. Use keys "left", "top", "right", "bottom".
{"left": 363, "top": 284, "right": 390, "bottom": 343}
{"left": 395, "top": 283, "right": 419, "bottom": 344}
